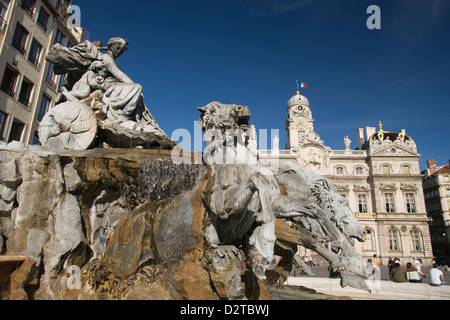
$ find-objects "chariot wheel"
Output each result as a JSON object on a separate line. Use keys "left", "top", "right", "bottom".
{"left": 39, "top": 101, "right": 98, "bottom": 150}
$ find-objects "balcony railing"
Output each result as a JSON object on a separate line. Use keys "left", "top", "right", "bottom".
{"left": 20, "top": 0, "right": 35, "bottom": 17}
{"left": 0, "top": 87, "right": 15, "bottom": 98}
{"left": 355, "top": 212, "right": 377, "bottom": 219}
{"left": 332, "top": 150, "right": 367, "bottom": 156}
{"left": 45, "top": 77, "right": 56, "bottom": 89}
{"left": 259, "top": 150, "right": 293, "bottom": 155}
{"left": 0, "top": 16, "right": 7, "bottom": 32}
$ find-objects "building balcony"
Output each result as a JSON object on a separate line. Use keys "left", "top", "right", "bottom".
{"left": 331, "top": 150, "right": 367, "bottom": 156}
{"left": 356, "top": 212, "right": 377, "bottom": 219}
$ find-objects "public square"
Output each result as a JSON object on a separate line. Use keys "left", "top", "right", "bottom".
{"left": 282, "top": 264, "right": 450, "bottom": 300}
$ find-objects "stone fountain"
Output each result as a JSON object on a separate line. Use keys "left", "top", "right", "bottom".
{"left": 0, "top": 38, "right": 369, "bottom": 300}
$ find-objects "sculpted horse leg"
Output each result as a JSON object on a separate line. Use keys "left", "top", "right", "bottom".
{"left": 203, "top": 167, "right": 279, "bottom": 260}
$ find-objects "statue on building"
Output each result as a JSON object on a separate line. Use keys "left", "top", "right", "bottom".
{"left": 39, "top": 38, "right": 174, "bottom": 150}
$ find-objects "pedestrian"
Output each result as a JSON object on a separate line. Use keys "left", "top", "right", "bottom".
{"left": 394, "top": 257, "right": 401, "bottom": 265}
{"left": 412, "top": 257, "right": 425, "bottom": 278}
{"left": 406, "top": 262, "right": 422, "bottom": 283}
{"left": 388, "top": 257, "right": 395, "bottom": 272}
{"left": 373, "top": 254, "right": 381, "bottom": 268}
{"left": 430, "top": 263, "right": 448, "bottom": 286}
{"left": 372, "top": 254, "right": 381, "bottom": 280}
{"left": 389, "top": 262, "right": 407, "bottom": 283}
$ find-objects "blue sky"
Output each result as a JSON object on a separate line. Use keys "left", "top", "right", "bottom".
{"left": 72, "top": 0, "right": 450, "bottom": 170}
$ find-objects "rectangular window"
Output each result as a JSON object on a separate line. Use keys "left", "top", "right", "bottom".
{"left": 385, "top": 193, "right": 395, "bottom": 213}
{"left": 402, "top": 165, "right": 411, "bottom": 175}
{"left": 32, "top": 130, "right": 40, "bottom": 145}
{"left": 382, "top": 165, "right": 390, "bottom": 175}
{"left": 45, "top": 63, "right": 56, "bottom": 89}
{"left": 0, "top": 110, "right": 8, "bottom": 141}
{"left": 36, "top": 6, "right": 49, "bottom": 31}
{"left": 298, "top": 131, "right": 305, "bottom": 142}
{"left": 11, "top": 23, "right": 29, "bottom": 54}
{"left": 28, "top": 39, "right": 42, "bottom": 67}
{"left": 405, "top": 193, "right": 416, "bottom": 213}
{"left": 445, "top": 176, "right": 450, "bottom": 183}
{"left": 38, "top": 94, "right": 51, "bottom": 122}
{"left": 18, "top": 78, "right": 34, "bottom": 107}
{"left": 0, "top": 0, "right": 10, "bottom": 31}
{"left": 58, "top": 73, "right": 66, "bottom": 90}
{"left": 20, "top": 0, "right": 35, "bottom": 16}
{"left": 8, "top": 119, "right": 24, "bottom": 143}
{"left": 336, "top": 167, "right": 344, "bottom": 175}
{"left": 0, "top": 65, "right": 19, "bottom": 97}
{"left": 446, "top": 189, "right": 450, "bottom": 197}
{"left": 54, "top": 28, "right": 65, "bottom": 45}
{"left": 358, "top": 194, "right": 368, "bottom": 213}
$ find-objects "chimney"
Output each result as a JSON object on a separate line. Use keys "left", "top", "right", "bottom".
{"left": 357, "top": 128, "right": 365, "bottom": 150}
{"left": 428, "top": 160, "right": 437, "bottom": 174}
{"left": 365, "top": 127, "right": 376, "bottom": 139}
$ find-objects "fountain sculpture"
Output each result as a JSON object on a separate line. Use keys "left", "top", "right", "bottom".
{"left": 0, "top": 38, "right": 369, "bottom": 300}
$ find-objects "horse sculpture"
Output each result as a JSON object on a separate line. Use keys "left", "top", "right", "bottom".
{"left": 198, "top": 101, "right": 370, "bottom": 291}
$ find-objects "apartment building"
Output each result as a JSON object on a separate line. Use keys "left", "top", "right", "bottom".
{"left": 0, "top": 0, "right": 86, "bottom": 145}
{"left": 422, "top": 160, "right": 450, "bottom": 265}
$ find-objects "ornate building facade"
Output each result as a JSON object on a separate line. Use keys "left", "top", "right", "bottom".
{"left": 259, "top": 91, "right": 434, "bottom": 266}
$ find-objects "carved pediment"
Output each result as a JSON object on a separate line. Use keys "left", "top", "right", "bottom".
{"left": 353, "top": 185, "right": 371, "bottom": 192}
{"left": 336, "top": 184, "right": 350, "bottom": 192}
{"left": 379, "top": 183, "right": 397, "bottom": 191}
{"left": 400, "top": 183, "right": 419, "bottom": 191}
{"left": 369, "top": 138, "right": 419, "bottom": 157}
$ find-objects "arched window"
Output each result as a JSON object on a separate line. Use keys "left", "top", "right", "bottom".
{"left": 410, "top": 229, "right": 423, "bottom": 252}
{"left": 382, "top": 165, "right": 390, "bottom": 175}
{"left": 363, "top": 228, "right": 375, "bottom": 251}
{"left": 356, "top": 167, "right": 364, "bottom": 175}
{"left": 336, "top": 167, "right": 344, "bottom": 175}
{"left": 402, "top": 165, "right": 411, "bottom": 175}
{"left": 388, "top": 229, "right": 400, "bottom": 251}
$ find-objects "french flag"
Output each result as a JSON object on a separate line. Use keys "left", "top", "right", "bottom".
{"left": 300, "top": 82, "right": 308, "bottom": 88}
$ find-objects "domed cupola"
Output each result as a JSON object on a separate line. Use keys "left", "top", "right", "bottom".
{"left": 288, "top": 91, "right": 310, "bottom": 112}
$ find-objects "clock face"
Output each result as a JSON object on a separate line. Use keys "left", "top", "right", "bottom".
{"left": 295, "top": 117, "right": 308, "bottom": 129}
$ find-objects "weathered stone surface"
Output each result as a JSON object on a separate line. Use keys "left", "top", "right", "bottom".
{"left": 0, "top": 147, "right": 214, "bottom": 300}
{"left": 204, "top": 246, "right": 246, "bottom": 300}
{"left": 9, "top": 257, "right": 38, "bottom": 300}
{"left": 102, "top": 206, "right": 155, "bottom": 279}
{"left": 173, "top": 257, "right": 218, "bottom": 300}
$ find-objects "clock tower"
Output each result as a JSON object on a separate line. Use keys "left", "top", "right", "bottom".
{"left": 286, "top": 91, "right": 314, "bottom": 150}
{"left": 285, "top": 90, "right": 331, "bottom": 174}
